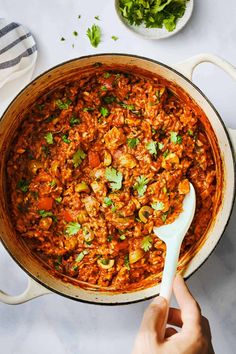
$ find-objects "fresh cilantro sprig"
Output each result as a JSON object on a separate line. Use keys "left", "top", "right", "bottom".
{"left": 105, "top": 167, "right": 123, "bottom": 191}
{"left": 17, "top": 179, "right": 29, "bottom": 193}
{"left": 133, "top": 175, "right": 149, "bottom": 197}
{"left": 141, "top": 236, "right": 153, "bottom": 252}
{"left": 44, "top": 132, "right": 54, "bottom": 145}
{"left": 86, "top": 24, "right": 101, "bottom": 48}
{"left": 170, "top": 131, "right": 182, "bottom": 144}
{"left": 55, "top": 99, "right": 72, "bottom": 110}
{"left": 127, "top": 138, "right": 140, "bottom": 149}
{"left": 73, "top": 149, "right": 86, "bottom": 168}
{"left": 65, "top": 222, "right": 81, "bottom": 236}
{"left": 151, "top": 201, "right": 165, "bottom": 211}
{"left": 146, "top": 140, "right": 157, "bottom": 155}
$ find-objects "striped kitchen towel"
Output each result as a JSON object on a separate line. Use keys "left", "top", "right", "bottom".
{"left": 0, "top": 19, "right": 37, "bottom": 89}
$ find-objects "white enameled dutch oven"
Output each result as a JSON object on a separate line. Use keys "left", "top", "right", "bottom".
{"left": 0, "top": 53, "right": 235, "bottom": 305}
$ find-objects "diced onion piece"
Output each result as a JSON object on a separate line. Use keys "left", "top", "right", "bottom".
{"left": 103, "top": 150, "right": 112, "bottom": 166}
{"left": 97, "top": 259, "right": 115, "bottom": 269}
{"left": 77, "top": 210, "right": 88, "bottom": 224}
{"left": 178, "top": 179, "right": 190, "bottom": 195}
{"left": 138, "top": 206, "right": 153, "bottom": 223}
{"left": 75, "top": 182, "right": 90, "bottom": 193}
{"left": 129, "top": 249, "right": 144, "bottom": 264}
{"left": 118, "top": 153, "right": 137, "bottom": 169}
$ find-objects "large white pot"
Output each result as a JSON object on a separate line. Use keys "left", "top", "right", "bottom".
{"left": 0, "top": 53, "right": 235, "bottom": 305}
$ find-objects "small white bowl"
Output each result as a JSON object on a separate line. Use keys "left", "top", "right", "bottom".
{"left": 115, "top": 0, "right": 194, "bottom": 40}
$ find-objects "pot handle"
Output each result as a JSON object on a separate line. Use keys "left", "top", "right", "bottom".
{"left": 174, "top": 53, "right": 236, "bottom": 155}
{"left": 0, "top": 277, "right": 51, "bottom": 305}
{"left": 173, "top": 53, "right": 236, "bottom": 82}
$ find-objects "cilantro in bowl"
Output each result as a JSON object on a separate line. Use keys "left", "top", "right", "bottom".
{"left": 118, "top": 0, "right": 189, "bottom": 32}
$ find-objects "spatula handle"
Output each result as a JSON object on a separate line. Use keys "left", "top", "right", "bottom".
{"left": 159, "top": 240, "right": 181, "bottom": 303}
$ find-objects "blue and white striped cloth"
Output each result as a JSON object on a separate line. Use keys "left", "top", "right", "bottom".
{"left": 0, "top": 19, "right": 37, "bottom": 89}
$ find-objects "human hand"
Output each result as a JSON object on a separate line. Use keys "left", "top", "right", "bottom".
{"left": 132, "top": 274, "right": 214, "bottom": 354}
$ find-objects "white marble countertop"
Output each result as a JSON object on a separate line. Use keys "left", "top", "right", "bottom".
{"left": 0, "top": 1, "right": 236, "bottom": 353}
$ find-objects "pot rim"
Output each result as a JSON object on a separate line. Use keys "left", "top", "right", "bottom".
{"left": 1, "top": 53, "right": 235, "bottom": 305}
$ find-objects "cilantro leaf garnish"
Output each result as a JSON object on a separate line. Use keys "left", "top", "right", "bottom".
{"left": 151, "top": 201, "right": 165, "bottom": 211}
{"left": 62, "top": 134, "right": 71, "bottom": 144}
{"left": 170, "top": 131, "right": 182, "bottom": 144}
{"left": 65, "top": 221, "right": 81, "bottom": 236}
{"left": 133, "top": 175, "right": 149, "bottom": 197}
{"left": 103, "top": 95, "right": 116, "bottom": 104}
{"left": 38, "top": 210, "right": 53, "bottom": 218}
{"left": 72, "top": 149, "right": 86, "bottom": 168}
{"left": 111, "top": 35, "right": 119, "bottom": 41}
{"left": 55, "top": 197, "right": 62, "bottom": 204}
{"left": 101, "top": 86, "right": 108, "bottom": 91}
{"left": 70, "top": 115, "right": 80, "bottom": 127}
{"left": 124, "top": 254, "right": 130, "bottom": 270}
{"left": 127, "top": 138, "right": 140, "bottom": 149}
{"left": 146, "top": 140, "right": 157, "bottom": 155}
{"left": 141, "top": 236, "right": 153, "bottom": 252}
{"left": 104, "top": 196, "right": 113, "bottom": 207}
{"left": 104, "top": 72, "right": 111, "bottom": 78}
{"left": 17, "top": 179, "right": 29, "bottom": 193}
{"left": 86, "top": 24, "right": 101, "bottom": 48}
{"left": 75, "top": 250, "right": 89, "bottom": 262}
{"left": 105, "top": 167, "right": 123, "bottom": 191}
{"left": 44, "top": 132, "right": 54, "bottom": 145}
{"left": 100, "top": 106, "right": 109, "bottom": 117}
{"left": 55, "top": 99, "right": 72, "bottom": 110}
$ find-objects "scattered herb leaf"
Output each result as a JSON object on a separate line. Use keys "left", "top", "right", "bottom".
{"left": 111, "top": 35, "right": 119, "bottom": 41}
{"left": 72, "top": 149, "right": 86, "bottom": 168}
{"left": 104, "top": 196, "right": 113, "bottom": 206}
{"left": 133, "top": 175, "right": 149, "bottom": 197}
{"left": 86, "top": 24, "right": 101, "bottom": 48}
{"left": 170, "top": 131, "right": 182, "bottom": 144}
{"left": 62, "top": 134, "right": 71, "bottom": 144}
{"left": 146, "top": 140, "right": 157, "bottom": 155}
{"left": 17, "top": 179, "right": 29, "bottom": 193}
{"left": 44, "top": 132, "right": 54, "bottom": 145}
{"left": 124, "top": 254, "right": 130, "bottom": 270}
{"left": 55, "top": 197, "right": 62, "bottom": 204}
{"left": 100, "top": 106, "right": 109, "bottom": 117}
{"left": 141, "top": 236, "right": 153, "bottom": 252}
{"left": 151, "top": 201, "right": 165, "bottom": 211}
{"left": 65, "top": 221, "right": 81, "bottom": 236}
{"left": 127, "top": 138, "right": 140, "bottom": 149}
{"left": 55, "top": 99, "right": 72, "bottom": 110}
{"left": 105, "top": 167, "right": 123, "bottom": 191}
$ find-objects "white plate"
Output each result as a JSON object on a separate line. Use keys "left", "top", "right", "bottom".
{"left": 115, "top": 0, "right": 194, "bottom": 39}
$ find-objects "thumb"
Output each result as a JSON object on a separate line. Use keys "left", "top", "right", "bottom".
{"left": 140, "top": 296, "right": 167, "bottom": 342}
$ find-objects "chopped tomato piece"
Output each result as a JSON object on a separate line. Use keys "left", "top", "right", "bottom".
{"left": 62, "top": 210, "right": 74, "bottom": 222}
{"left": 88, "top": 151, "right": 100, "bottom": 168}
{"left": 37, "top": 197, "right": 53, "bottom": 210}
{"left": 115, "top": 240, "right": 129, "bottom": 251}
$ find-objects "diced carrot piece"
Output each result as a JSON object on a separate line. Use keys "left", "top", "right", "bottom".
{"left": 37, "top": 197, "right": 53, "bottom": 210}
{"left": 88, "top": 151, "right": 100, "bottom": 168}
{"left": 62, "top": 210, "right": 74, "bottom": 223}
